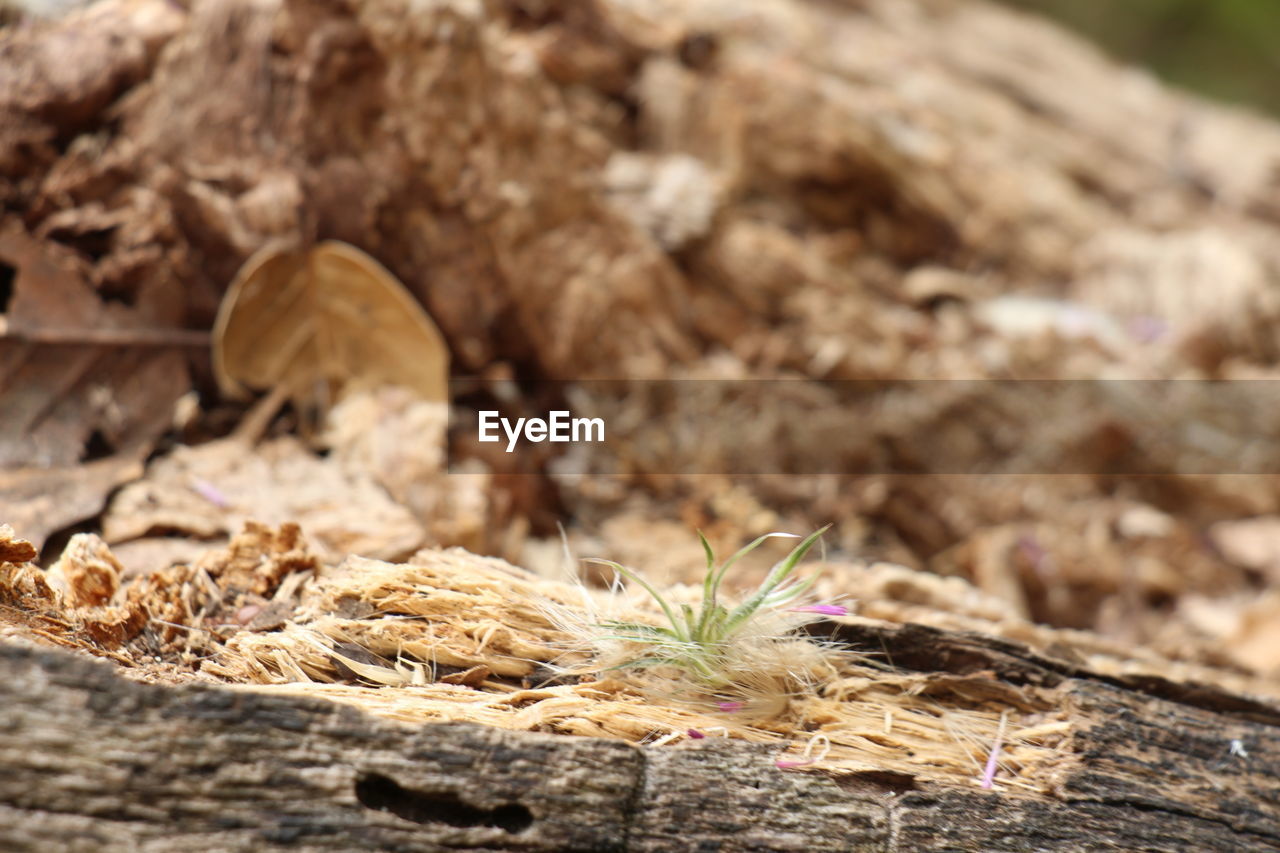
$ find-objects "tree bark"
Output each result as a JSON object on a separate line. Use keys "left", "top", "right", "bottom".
{"left": 2, "top": 633, "right": 1277, "bottom": 852}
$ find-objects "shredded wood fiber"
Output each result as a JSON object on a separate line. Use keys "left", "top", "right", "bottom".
{"left": 192, "top": 542, "right": 1074, "bottom": 793}
{"left": 43, "top": 520, "right": 1280, "bottom": 797}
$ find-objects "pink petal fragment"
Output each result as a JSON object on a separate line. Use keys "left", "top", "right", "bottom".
{"left": 687, "top": 729, "right": 706, "bottom": 739}
{"left": 980, "top": 744, "right": 1001, "bottom": 789}
{"left": 790, "top": 604, "right": 847, "bottom": 616}
{"left": 981, "top": 712, "right": 1008, "bottom": 789}
{"left": 775, "top": 757, "right": 815, "bottom": 769}
{"left": 234, "top": 604, "right": 263, "bottom": 625}
{"left": 190, "top": 478, "right": 230, "bottom": 508}
{"left": 716, "top": 701, "right": 745, "bottom": 712}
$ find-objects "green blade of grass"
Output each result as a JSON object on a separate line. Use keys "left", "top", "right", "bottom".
{"left": 600, "top": 657, "right": 680, "bottom": 672}
{"left": 698, "top": 530, "right": 716, "bottom": 577}
{"left": 597, "top": 621, "right": 682, "bottom": 642}
{"left": 696, "top": 530, "right": 720, "bottom": 637}
{"left": 680, "top": 603, "right": 699, "bottom": 639}
{"left": 761, "top": 573, "right": 819, "bottom": 608}
{"left": 587, "top": 558, "right": 688, "bottom": 642}
{"left": 698, "top": 531, "right": 800, "bottom": 640}
{"left": 706, "top": 532, "right": 799, "bottom": 605}
{"left": 723, "top": 526, "right": 829, "bottom": 635}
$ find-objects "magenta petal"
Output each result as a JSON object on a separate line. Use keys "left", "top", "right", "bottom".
{"left": 775, "top": 757, "right": 815, "bottom": 769}
{"left": 981, "top": 743, "right": 1001, "bottom": 789}
{"left": 790, "top": 604, "right": 847, "bottom": 616}
{"left": 716, "top": 701, "right": 745, "bottom": 712}
{"left": 981, "top": 715, "right": 1008, "bottom": 789}
{"left": 687, "top": 729, "right": 706, "bottom": 739}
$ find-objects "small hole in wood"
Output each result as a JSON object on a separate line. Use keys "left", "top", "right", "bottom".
{"left": 83, "top": 429, "right": 114, "bottom": 462}
{"left": 354, "top": 772, "right": 533, "bottom": 833}
{"left": 0, "top": 261, "right": 15, "bottom": 313}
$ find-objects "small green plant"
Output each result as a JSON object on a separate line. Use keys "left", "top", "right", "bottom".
{"left": 585, "top": 525, "right": 837, "bottom": 687}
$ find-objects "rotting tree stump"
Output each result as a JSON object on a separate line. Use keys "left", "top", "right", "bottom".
{"left": 3, "top": 623, "right": 1277, "bottom": 852}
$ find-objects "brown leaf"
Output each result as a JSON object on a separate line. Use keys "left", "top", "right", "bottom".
{"left": 101, "top": 436, "right": 427, "bottom": 564}
{"left": 1230, "top": 592, "right": 1280, "bottom": 677}
{"left": 0, "top": 225, "right": 190, "bottom": 550}
{"left": 0, "top": 225, "right": 192, "bottom": 468}
{"left": 0, "top": 456, "right": 145, "bottom": 555}
{"left": 1208, "top": 518, "right": 1280, "bottom": 585}
{"left": 213, "top": 241, "right": 449, "bottom": 404}
{"left": 0, "top": 526, "right": 55, "bottom": 610}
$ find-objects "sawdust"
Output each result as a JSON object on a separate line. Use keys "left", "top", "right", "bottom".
{"left": 0, "top": 521, "right": 1074, "bottom": 794}
{"left": 206, "top": 544, "right": 1079, "bottom": 794}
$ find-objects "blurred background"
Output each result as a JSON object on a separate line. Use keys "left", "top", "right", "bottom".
{"left": 1000, "top": 0, "right": 1280, "bottom": 116}
{"left": 4, "top": 0, "right": 1280, "bottom": 687}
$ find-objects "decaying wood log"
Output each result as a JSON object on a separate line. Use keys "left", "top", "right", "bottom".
{"left": 3, "top": 629, "right": 1277, "bottom": 852}
{"left": 4, "top": 0, "right": 1280, "bottom": 848}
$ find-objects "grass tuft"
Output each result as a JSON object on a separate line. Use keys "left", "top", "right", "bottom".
{"left": 559, "top": 525, "right": 846, "bottom": 715}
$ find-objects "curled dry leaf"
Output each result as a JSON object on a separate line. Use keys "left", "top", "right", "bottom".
{"left": 213, "top": 241, "right": 449, "bottom": 405}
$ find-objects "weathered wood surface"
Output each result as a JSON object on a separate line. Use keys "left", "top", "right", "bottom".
{"left": 2, "top": 637, "right": 1277, "bottom": 852}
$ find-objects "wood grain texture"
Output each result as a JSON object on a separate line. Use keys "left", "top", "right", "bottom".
{"left": 2, "top": 641, "right": 1277, "bottom": 852}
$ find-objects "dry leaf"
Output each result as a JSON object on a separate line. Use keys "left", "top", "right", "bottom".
{"left": 101, "top": 435, "right": 427, "bottom": 564}
{"left": 0, "top": 455, "right": 146, "bottom": 555}
{"left": 0, "top": 225, "right": 189, "bottom": 550}
{"left": 213, "top": 240, "right": 449, "bottom": 404}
